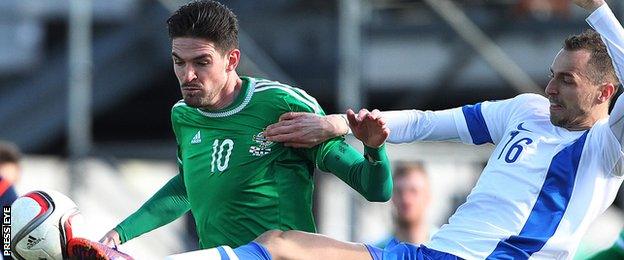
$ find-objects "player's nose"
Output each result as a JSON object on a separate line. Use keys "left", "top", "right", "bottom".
{"left": 181, "top": 66, "right": 198, "bottom": 83}
{"left": 545, "top": 79, "right": 558, "bottom": 95}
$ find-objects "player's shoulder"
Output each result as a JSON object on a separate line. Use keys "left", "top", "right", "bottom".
{"left": 251, "top": 77, "right": 309, "bottom": 98}
{"left": 171, "top": 99, "right": 192, "bottom": 114}
{"left": 249, "top": 77, "right": 322, "bottom": 113}
{"left": 488, "top": 93, "right": 548, "bottom": 114}
{"left": 513, "top": 93, "right": 548, "bottom": 104}
{"left": 170, "top": 100, "right": 200, "bottom": 123}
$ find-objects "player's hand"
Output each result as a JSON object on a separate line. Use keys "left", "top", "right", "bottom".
{"left": 347, "top": 109, "right": 389, "bottom": 148}
{"left": 265, "top": 112, "right": 349, "bottom": 148}
{"left": 573, "top": 0, "right": 605, "bottom": 11}
{"left": 100, "top": 229, "right": 121, "bottom": 247}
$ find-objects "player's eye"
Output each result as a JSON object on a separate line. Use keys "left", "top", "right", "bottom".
{"left": 196, "top": 60, "right": 210, "bottom": 66}
{"left": 562, "top": 76, "right": 575, "bottom": 85}
{"left": 173, "top": 59, "right": 184, "bottom": 66}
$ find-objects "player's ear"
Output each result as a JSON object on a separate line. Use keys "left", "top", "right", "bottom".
{"left": 598, "top": 82, "right": 616, "bottom": 103}
{"left": 225, "top": 48, "right": 240, "bottom": 72}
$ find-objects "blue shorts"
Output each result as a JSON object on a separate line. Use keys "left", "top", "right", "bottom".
{"left": 365, "top": 242, "right": 461, "bottom": 260}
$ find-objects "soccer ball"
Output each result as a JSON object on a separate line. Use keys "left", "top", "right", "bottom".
{"left": 10, "top": 190, "right": 85, "bottom": 260}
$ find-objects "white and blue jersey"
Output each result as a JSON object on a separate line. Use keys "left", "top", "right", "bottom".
{"left": 381, "top": 4, "right": 624, "bottom": 260}
{"left": 428, "top": 94, "right": 622, "bottom": 260}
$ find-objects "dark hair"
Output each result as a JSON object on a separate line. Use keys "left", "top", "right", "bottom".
{"left": 564, "top": 29, "right": 619, "bottom": 86}
{"left": 393, "top": 161, "right": 428, "bottom": 180}
{"left": 0, "top": 141, "right": 21, "bottom": 164}
{"left": 167, "top": 0, "right": 239, "bottom": 53}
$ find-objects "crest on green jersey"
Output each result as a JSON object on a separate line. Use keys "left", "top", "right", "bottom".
{"left": 249, "top": 132, "right": 274, "bottom": 156}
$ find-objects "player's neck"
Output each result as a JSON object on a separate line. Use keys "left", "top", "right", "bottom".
{"left": 205, "top": 75, "right": 243, "bottom": 111}
{"left": 563, "top": 109, "right": 608, "bottom": 131}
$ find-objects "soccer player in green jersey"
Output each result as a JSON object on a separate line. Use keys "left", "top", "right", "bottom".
{"left": 99, "top": 0, "right": 392, "bottom": 250}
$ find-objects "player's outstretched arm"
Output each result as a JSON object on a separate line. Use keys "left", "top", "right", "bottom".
{"left": 266, "top": 108, "right": 465, "bottom": 146}
{"left": 107, "top": 173, "right": 191, "bottom": 244}
{"left": 265, "top": 112, "right": 349, "bottom": 148}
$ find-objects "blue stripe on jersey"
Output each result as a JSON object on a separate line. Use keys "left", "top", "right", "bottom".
{"left": 487, "top": 131, "right": 589, "bottom": 260}
{"left": 462, "top": 103, "right": 493, "bottom": 144}
{"left": 217, "top": 246, "right": 230, "bottom": 260}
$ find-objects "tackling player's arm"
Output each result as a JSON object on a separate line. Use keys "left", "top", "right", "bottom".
{"left": 266, "top": 108, "right": 465, "bottom": 148}
{"left": 265, "top": 113, "right": 350, "bottom": 148}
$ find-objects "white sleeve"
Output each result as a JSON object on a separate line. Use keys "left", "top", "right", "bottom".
{"left": 587, "top": 4, "right": 624, "bottom": 148}
{"left": 381, "top": 109, "right": 462, "bottom": 143}
{"left": 382, "top": 94, "right": 548, "bottom": 145}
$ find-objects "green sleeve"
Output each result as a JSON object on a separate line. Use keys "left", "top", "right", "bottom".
{"left": 313, "top": 140, "right": 392, "bottom": 202}
{"left": 114, "top": 173, "right": 190, "bottom": 243}
{"left": 277, "top": 86, "right": 392, "bottom": 202}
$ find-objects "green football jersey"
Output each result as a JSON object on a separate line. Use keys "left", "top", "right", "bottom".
{"left": 115, "top": 76, "right": 392, "bottom": 249}
{"left": 174, "top": 76, "right": 336, "bottom": 248}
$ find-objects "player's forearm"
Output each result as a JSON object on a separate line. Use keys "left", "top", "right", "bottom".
{"left": 322, "top": 142, "right": 392, "bottom": 202}
{"left": 326, "top": 114, "right": 350, "bottom": 136}
{"left": 382, "top": 109, "right": 462, "bottom": 143}
{"left": 115, "top": 173, "right": 191, "bottom": 243}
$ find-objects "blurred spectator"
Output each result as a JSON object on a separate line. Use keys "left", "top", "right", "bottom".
{"left": 377, "top": 161, "right": 433, "bottom": 248}
{"left": 0, "top": 141, "right": 21, "bottom": 207}
{"left": 515, "top": 0, "right": 571, "bottom": 19}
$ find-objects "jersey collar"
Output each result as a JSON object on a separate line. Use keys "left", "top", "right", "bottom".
{"left": 196, "top": 77, "right": 255, "bottom": 118}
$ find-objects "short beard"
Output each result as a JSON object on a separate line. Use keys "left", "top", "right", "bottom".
{"left": 549, "top": 109, "right": 590, "bottom": 129}
{"left": 550, "top": 116, "right": 568, "bottom": 128}
{"left": 183, "top": 95, "right": 209, "bottom": 108}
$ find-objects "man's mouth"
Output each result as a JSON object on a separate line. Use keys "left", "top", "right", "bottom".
{"left": 182, "top": 83, "right": 202, "bottom": 90}
{"left": 549, "top": 98, "right": 564, "bottom": 110}
{"left": 182, "top": 85, "right": 202, "bottom": 95}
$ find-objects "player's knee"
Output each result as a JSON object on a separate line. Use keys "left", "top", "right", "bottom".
{"left": 254, "top": 230, "right": 290, "bottom": 258}
{"left": 255, "top": 230, "right": 284, "bottom": 245}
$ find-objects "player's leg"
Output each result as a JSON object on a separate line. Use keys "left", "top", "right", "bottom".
{"left": 254, "top": 230, "right": 373, "bottom": 260}
{"left": 165, "top": 229, "right": 375, "bottom": 260}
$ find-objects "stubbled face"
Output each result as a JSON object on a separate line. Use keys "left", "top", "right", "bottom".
{"left": 392, "top": 171, "right": 430, "bottom": 224}
{"left": 545, "top": 49, "right": 602, "bottom": 130}
{"left": 172, "top": 37, "right": 231, "bottom": 109}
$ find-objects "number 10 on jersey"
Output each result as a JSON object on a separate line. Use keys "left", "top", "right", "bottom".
{"left": 211, "top": 139, "right": 234, "bottom": 173}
